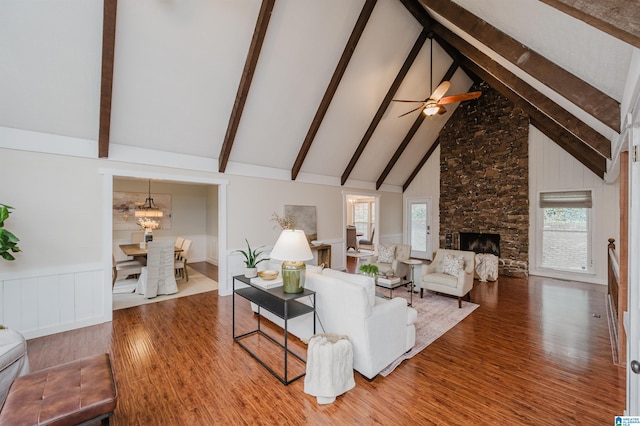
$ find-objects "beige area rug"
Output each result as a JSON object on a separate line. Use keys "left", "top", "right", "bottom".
{"left": 379, "top": 288, "right": 478, "bottom": 376}
{"left": 112, "top": 267, "right": 218, "bottom": 311}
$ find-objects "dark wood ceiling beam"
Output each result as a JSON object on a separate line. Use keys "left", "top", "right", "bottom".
{"left": 456, "top": 52, "right": 606, "bottom": 177}
{"left": 291, "top": 0, "right": 377, "bottom": 181}
{"left": 375, "top": 60, "right": 458, "bottom": 190}
{"left": 340, "top": 28, "right": 429, "bottom": 186}
{"left": 419, "top": 0, "right": 621, "bottom": 133}
{"left": 540, "top": 0, "right": 640, "bottom": 49}
{"left": 403, "top": 138, "right": 440, "bottom": 191}
{"left": 218, "top": 0, "right": 275, "bottom": 173}
{"left": 432, "top": 23, "right": 612, "bottom": 160}
{"left": 98, "top": 0, "right": 117, "bottom": 158}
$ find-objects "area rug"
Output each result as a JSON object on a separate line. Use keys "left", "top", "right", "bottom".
{"left": 112, "top": 267, "right": 218, "bottom": 310}
{"left": 378, "top": 289, "right": 478, "bottom": 376}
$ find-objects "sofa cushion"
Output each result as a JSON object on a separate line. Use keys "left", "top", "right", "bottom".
{"left": 442, "top": 253, "right": 464, "bottom": 277}
{"left": 378, "top": 245, "right": 396, "bottom": 263}
{"left": 426, "top": 272, "right": 458, "bottom": 288}
{"left": 322, "top": 268, "right": 376, "bottom": 307}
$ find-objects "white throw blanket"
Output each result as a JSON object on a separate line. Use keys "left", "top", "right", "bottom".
{"left": 304, "top": 334, "right": 355, "bottom": 404}
{"left": 475, "top": 253, "right": 498, "bottom": 282}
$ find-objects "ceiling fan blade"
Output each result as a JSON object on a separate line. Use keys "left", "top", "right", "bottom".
{"left": 438, "top": 91, "right": 482, "bottom": 105}
{"left": 398, "top": 105, "right": 425, "bottom": 118}
{"left": 437, "top": 105, "right": 447, "bottom": 115}
{"left": 430, "top": 81, "right": 451, "bottom": 101}
{"left": 391, "top": 99, "right": 426, "bottom": 103}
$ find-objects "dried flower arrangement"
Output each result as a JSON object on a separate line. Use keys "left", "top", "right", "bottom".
{"left": 271, "top": 212, "right": 296, "bottom": 230}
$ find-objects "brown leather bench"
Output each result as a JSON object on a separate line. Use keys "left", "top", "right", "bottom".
{"left": 0, "top": 353, "right": 117, "bottom": 425}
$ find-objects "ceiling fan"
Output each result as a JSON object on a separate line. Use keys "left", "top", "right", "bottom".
{"left": 392, "top": 38, "right": 481, "bottom": 118}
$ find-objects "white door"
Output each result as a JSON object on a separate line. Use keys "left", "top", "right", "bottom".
{"left": 628, "top": 127, "right": 640, "bottom": 415}
{"left": 406, "top": 197, "right": 432, "bottom": 260}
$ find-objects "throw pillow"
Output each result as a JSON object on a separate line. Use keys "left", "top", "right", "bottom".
{"left": 442, "top": 253, "right": 464, "bottom": 277}
{"left": 378, "top": 245, "right": 396, "bottom": 264}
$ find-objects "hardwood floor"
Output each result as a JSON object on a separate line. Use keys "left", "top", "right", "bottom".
{"left": 26, "top": 260, "right": 625, "bottom": 425}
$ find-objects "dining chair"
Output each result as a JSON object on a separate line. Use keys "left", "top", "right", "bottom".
{"left": 112, "top": 255, "right": 143, "bottom": 287}
{"left": 136, "top": 240, "right": 178, "bottom": 298}
{"left": 175, "top": 239, "right": 192, "bottom": 281}
{"left": 175, "top": 237, "right": 185, "bottom": 248}
{"left": 346, "top": 226, "right": 358, "bottom": 252}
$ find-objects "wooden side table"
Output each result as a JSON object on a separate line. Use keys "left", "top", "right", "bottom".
{"left": 311, "top": 244, "right": 331, "bottom": 268}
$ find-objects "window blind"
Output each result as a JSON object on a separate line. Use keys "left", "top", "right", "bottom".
{"left": 539, "top": 190, "right": 592, "bottom": 208}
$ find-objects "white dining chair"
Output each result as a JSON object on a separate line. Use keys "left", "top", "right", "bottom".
{"left": 175, "top": 239, "right": 192, "bottom": 281}
{"left": 112, "top": 255, "right": 143, "bottom": 287}
{"left": 136, "top": 240, "right": 178, "bottom": 298}
{"left": 175, "top": 237, "right": 185, "bottom": 251}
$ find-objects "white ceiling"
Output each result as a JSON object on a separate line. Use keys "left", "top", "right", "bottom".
{"left": 0, "top": 0, "right": 637, "bottom": 190}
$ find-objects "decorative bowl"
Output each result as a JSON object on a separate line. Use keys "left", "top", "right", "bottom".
{"left": 258, "top": 270, "right": 279, "bottom": 280}
{"left": 310, "top": 240, "right": 323, "bottom": 246}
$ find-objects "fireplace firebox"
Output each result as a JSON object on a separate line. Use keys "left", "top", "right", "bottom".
{"left": 459, "top": 232, "right": 500, "bottom": 257}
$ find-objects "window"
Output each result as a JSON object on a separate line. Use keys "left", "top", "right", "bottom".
{"left": 353, "top": 201, "right": 375, "bottom": 239}
{"left": 539, "top": 190, "right": 592, "bottom": 273}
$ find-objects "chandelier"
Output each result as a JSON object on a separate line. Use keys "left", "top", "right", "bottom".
{"left": 134, "top": 180, "right": 164, "bottom": 218}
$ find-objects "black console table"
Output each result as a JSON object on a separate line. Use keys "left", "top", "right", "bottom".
{"left": 232, "top": 275, "right": 316, "bottom": 385}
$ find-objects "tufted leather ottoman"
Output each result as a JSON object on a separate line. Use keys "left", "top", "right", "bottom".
{"left": 0, "top": 353, "right": 117, "bottom": 425}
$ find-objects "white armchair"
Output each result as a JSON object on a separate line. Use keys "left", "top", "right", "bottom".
{"left": 420, "top": 249, "right": 475, "bottom": 308}
{"left": 366, "top": 243, "right": 411, "bottom": 279}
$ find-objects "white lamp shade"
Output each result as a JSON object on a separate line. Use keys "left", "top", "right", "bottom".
{"left": 270, "top": 230, "right": 313, "bottom": 261}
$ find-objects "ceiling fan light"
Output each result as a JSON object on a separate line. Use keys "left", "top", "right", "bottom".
{"left": 423, "top": 103, "right": 440, "bottom": 116}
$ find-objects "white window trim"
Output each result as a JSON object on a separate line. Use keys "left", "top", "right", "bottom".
{"left": 536, "top": 189, "right": 594, "bottom": 275}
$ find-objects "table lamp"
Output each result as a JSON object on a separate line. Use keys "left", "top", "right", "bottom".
{"left": 269, "top": 229, "right": 313, "bottom": 293}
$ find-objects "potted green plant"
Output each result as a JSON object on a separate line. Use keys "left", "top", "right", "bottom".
{"left": 234, "top": 238, "right": 269, "bottom": 278}
{"left": 0, "top": 204, "right": 21, "bottom": 261}
{"left": 358, "top": 263, "right": 379, "bottom": 277}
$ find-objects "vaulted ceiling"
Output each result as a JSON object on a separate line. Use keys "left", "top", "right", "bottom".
{"left": 2, "top": 0, "right": 638, "bottom": 190}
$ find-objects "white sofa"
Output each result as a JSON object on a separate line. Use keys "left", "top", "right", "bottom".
{"left": 251, "top": 266, "right": 417, "bottom": 380}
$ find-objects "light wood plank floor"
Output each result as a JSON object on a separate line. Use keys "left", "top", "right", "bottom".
{"left": 26, "top": 261, "right": 625, "bottom": 425}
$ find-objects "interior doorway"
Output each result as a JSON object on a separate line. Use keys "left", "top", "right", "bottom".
{"left": 344, "top": 192, "right": 380, "bottom": 258}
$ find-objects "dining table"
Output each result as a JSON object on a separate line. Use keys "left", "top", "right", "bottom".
{"left": 118, "top": 243, "right": 183, "bottom": 263}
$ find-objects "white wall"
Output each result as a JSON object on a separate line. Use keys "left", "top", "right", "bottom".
{"left": 403, "top": 144, "right": 441, "bottom": 254}
{"left": 528, "top": 126, "right": 619, "bottom": 285}
{"left": 0, "top": 143, "right": 403, "bottom": 338}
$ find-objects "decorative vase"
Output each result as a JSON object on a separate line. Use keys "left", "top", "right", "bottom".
{"left": 244, "top": 267, "right": 258, "bottom": 278}
{"left": 144, "top": 228, "right": 153, "bottom": 243}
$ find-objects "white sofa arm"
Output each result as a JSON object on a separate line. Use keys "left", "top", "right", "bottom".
{"left": 360, "top": 297, "right": 409, "bottom": 378}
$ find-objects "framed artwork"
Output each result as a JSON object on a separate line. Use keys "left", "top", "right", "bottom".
{"left": 285, "top": 205, "right": 317, "bottom": 240}
{"left": 113, "top": 191, "right": 172, "bottom": 230}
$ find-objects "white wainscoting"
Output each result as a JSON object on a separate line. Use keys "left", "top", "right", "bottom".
{"left": 0, "top": 264, "right": 108, "bottom": 339}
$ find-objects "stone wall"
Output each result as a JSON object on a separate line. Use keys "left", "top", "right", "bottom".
{"left": 439, "top": 81, "right": 529, "bottom": 277}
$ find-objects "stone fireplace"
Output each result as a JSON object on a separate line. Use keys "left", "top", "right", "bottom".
{"left": 459, "top": 232, "right": 500, "bottom": 257}
{"left": 439, "top": 81, "right": 529, "bottom": 277}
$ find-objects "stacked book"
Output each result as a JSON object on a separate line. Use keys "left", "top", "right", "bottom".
{"left": 250, "top": 276, "right": 283, "bottom": 289}
{"left": 377, "top": 276, "right": 401, "bottom": 285}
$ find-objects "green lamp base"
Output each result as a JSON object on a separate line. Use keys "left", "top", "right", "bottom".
{"left": 281, "top": 261, "right": 306, "bottom": 293}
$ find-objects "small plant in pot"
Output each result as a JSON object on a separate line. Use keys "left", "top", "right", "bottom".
{"left": 234, "top": 238, "right": 269, "bottom": 278}
{"left": 358, "top": 263, "right": 379, "bottom": 277}
{"left": 0, "top": 204, "right": 21, "bottom": 261}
